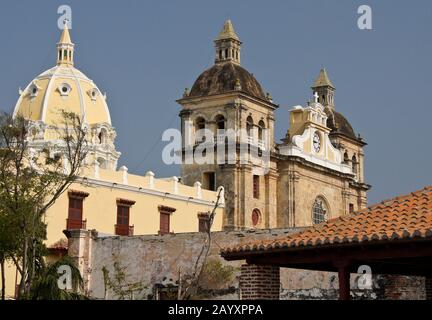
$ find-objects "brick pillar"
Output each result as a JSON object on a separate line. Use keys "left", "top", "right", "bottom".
{"left": 240, "top": 264, "right": 280, "bottom": 300}
{"left": 425, "top": 276, "right": 432, "bottom": 300}
{"left": 64, "top": 229, "right": 95, "bottom": 294}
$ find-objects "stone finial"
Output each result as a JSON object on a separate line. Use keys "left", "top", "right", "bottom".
{"left": 183, "top": 88, "right": 190, "bottom": 97}
{"left": 266, "top": 92, "right": 273, "bottom": 102}
{"left": 145, "top": 171, "right": 155, "bottom": 189}
{"left": 172, "top": 176, "right": 179, "bottom": 194}
{"left": 194, "top": 181, "right": 202, "bottom": 199}
{"left": 119, "top": 165, "right": 128, "bottom": 184}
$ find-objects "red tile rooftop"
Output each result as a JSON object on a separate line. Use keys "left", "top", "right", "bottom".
{"left": 222, "top": 186, "right": 432, "bottom": 256}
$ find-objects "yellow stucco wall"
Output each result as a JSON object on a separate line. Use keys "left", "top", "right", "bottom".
{"left": 2, "top": 168, "right": 224, "bottom": 299}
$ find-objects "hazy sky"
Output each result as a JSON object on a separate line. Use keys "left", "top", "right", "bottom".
{"left": 0, "top": 0, "right": 431, "bottom": 204}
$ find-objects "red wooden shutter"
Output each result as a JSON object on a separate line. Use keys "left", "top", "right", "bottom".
{"left": 117, "top": 205, "right": 130, "bottom": 226}
{"left": 160, "top": 212, "right": 170, "bottom": 235}
{"left": 68, "top": 198, "right": 83, "bottom": 220}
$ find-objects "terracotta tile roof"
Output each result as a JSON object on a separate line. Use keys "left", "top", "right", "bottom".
{"left": 222, "top": 186, "right": 432, "bottom": 256}
{"left": 48, "top": 238, "right": 68, "bottom": 251}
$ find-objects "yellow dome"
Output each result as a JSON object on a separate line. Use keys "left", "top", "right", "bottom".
{"left": 13, "top": 65, "right": 111, "bottom": 126}
{"left": 12, "top": 23, "right": 121, "bottom": 171}
{"left": 13, "top": 23, "right": 111, "bottom": 127}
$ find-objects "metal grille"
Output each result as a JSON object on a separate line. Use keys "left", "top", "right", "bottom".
{"left": 312, "top": 198, "right": 328, "bottom": 224}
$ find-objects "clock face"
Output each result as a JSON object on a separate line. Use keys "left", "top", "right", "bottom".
{"left": 313, "top": 132, "right": 321, "bottom": 152}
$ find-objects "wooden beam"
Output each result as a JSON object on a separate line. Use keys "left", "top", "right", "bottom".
{"left": 338, "top": 264, "right": 350, "bottom": 300}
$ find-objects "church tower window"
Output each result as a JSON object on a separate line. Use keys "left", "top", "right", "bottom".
{"left": 352, "top": 155, "right": 358, "bottom": 174}
{"left": 203, "top": 172, "right": 216, "bottom": 191}
{"left": 246, "top": 116, "right": 254, "bottom": 135}
{"left": 258, "top": 120, "right": 265, "bottom": 141}
{"left": 215, "top": 115, "right": 225, "bottom": 130}
{"left": 195, "top": 117, "right": 205, "bottom": 130}
{"left": 253, "top": 175, "right": 260, "bottom": 199}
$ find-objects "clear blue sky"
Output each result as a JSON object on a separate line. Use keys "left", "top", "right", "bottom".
{"left": 1, "top": 0, "right": 431, "bottom": 204}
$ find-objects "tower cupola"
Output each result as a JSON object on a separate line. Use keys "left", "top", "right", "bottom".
{"left": 311, "top": 68, "right": 335, "bottom": 109}
{"left": 214, "top": 20, "right": 242, "bottom": 65}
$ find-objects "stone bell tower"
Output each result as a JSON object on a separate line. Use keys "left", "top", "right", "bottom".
{"left": 177, "top": 20, "right": 279, "bottom": 230}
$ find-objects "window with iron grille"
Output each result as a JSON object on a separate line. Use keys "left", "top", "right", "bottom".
{"left": 312, "top": 197, "right": 328, "bottom": 225}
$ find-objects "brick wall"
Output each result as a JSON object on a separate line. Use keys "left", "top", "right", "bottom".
{"left": 425, "top": 276, "right": 432, "bottom": 300}
{"left": 383, "top": 275, "right": 426, "bottom": 300}
{"left": 65, "top": 229, "right": 429, "bottom": 300}
{"left": 240, "top": 264, "right": 280, "bottom": 300}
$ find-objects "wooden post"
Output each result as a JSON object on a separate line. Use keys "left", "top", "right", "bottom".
{"left": 338, "top": 264, "right": 351, "bottom": 300}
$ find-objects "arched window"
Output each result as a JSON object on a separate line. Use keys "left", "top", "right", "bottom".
{"left": 215, "top": 115, "right": 225, "bottom": 130}
{"left": 63, "top": 50, "right": 67, "bottom": 60}
{"left": 246, "top": 116, "right": 254, "bottom": 136}
{"left": 225, "top": 49, "right": 228, "bottom": 59}
{"left": 343, "top": 151, "right": 349, "bottom": 164}
{"left": 195, "top": 117, "right": 205, "bottom": 130}
{"left": 195, "top": 117, "right": 206, "bottom": 143}
{"left": 98, "top": 128, "right": 108, "bottom": 144}
{"left": 312, "top": 197, "right": 328, "bottom": 225}
{"left": 219, "top": 50, "right": 222, "bottom": 60}
{"left": 258, "top": 120, "right": 265, "bottom": 141}
{"left": 352, "top": 155, "right": 358, "bottom": 174}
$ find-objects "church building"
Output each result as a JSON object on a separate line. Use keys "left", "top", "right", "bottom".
{"left": 178, "top": 20, "right": 370, "bottom": 230}
{"left": 3, "top": 19, "right": 370, "bottom": 299}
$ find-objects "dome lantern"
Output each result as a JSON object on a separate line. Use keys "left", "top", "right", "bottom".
{"left": 57, "top": 20, "right": 74, "bottom": 66}
{"left": 214, "top": 20, "right": 242, "bottom": 65}
{"left": 311, "top": 68, "right": 335, "bottom": 110}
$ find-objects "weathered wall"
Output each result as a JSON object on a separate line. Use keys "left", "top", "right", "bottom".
{"left": 66, "top": 228, "right": 427, "bottom": 300}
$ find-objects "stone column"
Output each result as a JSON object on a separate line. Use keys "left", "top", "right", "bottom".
{"left": 240, "top": 264, "right": 280, "bottom": 300}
